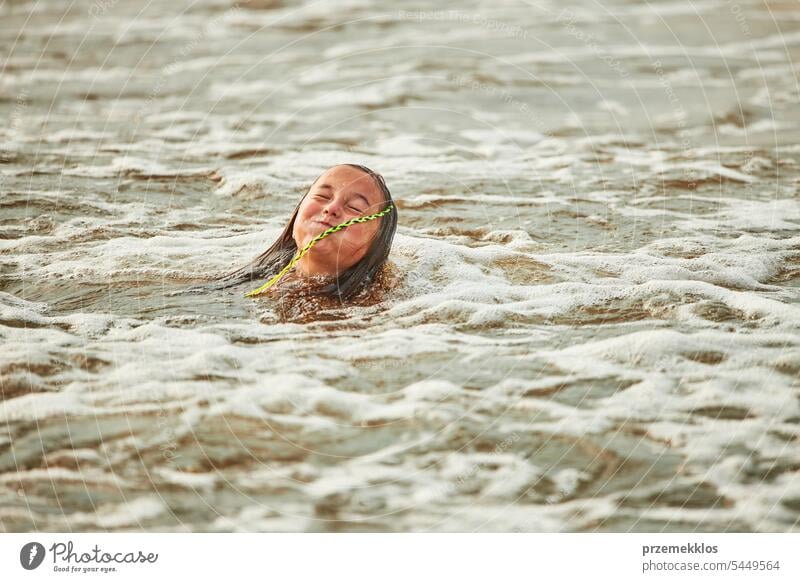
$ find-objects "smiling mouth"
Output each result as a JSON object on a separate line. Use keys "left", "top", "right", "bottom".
{"left": 315, "top": 220, "right": 335, "bottom": 228}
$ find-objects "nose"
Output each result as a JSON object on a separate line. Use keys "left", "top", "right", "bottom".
{"left": 322, "top": 198, "right": 343, "bottom": 218}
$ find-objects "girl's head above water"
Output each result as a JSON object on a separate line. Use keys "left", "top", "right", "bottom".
{"left": 292, "top": 164, "right": 393, "bottom": 278}
{"left": 220, "top": 163, "right": 398, "bottom": 301}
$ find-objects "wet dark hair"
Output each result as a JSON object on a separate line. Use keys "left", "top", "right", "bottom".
{"left": 215, "top": 164, "right": 398, "bottom": 301}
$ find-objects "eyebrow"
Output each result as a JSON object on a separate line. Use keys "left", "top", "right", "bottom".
{"left": 315, "top": 184, "right": 371, "bottom": 208}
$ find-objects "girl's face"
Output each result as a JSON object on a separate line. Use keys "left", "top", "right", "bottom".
{"left": 292, "top": 165, "right": 385, "bottom": 277}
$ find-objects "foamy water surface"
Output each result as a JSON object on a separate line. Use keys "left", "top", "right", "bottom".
{"left": 1, "top": 0, "right": 800, "bottom": 532}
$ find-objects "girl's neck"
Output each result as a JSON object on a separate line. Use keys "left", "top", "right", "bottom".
{"left": 294, "top": 256, "right": 339, "bottom": 278}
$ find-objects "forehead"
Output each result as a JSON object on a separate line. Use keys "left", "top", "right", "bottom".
{"left": 313, "top": 166, "right": 381, "bottom": 200}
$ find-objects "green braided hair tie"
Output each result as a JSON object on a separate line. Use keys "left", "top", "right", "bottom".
{"left": 245, "top": 203, "right": 394, "bottom": 298}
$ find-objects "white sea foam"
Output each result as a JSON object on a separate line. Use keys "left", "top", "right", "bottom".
{"left": 2, "top": 0, "right": 799, "bottom": 534}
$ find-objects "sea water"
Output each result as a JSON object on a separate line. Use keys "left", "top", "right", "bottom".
{"left": 1, "top": 0, "right": 799, "bottom": 532}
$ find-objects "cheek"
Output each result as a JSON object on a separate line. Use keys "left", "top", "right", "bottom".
{"left": 293, "top": 201, "right": 317, "bottom": 240}
{"left": 340, "top": 224, "right": 378, "bottom": 251}
{"left": 312, "top": 224, "right": 375, "bottom": 258}
{"left": 291, "top": 216, "right": 303, "bottom": 238}
{"left": 297, "top": 200, "right": 318, "bottom": 222}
